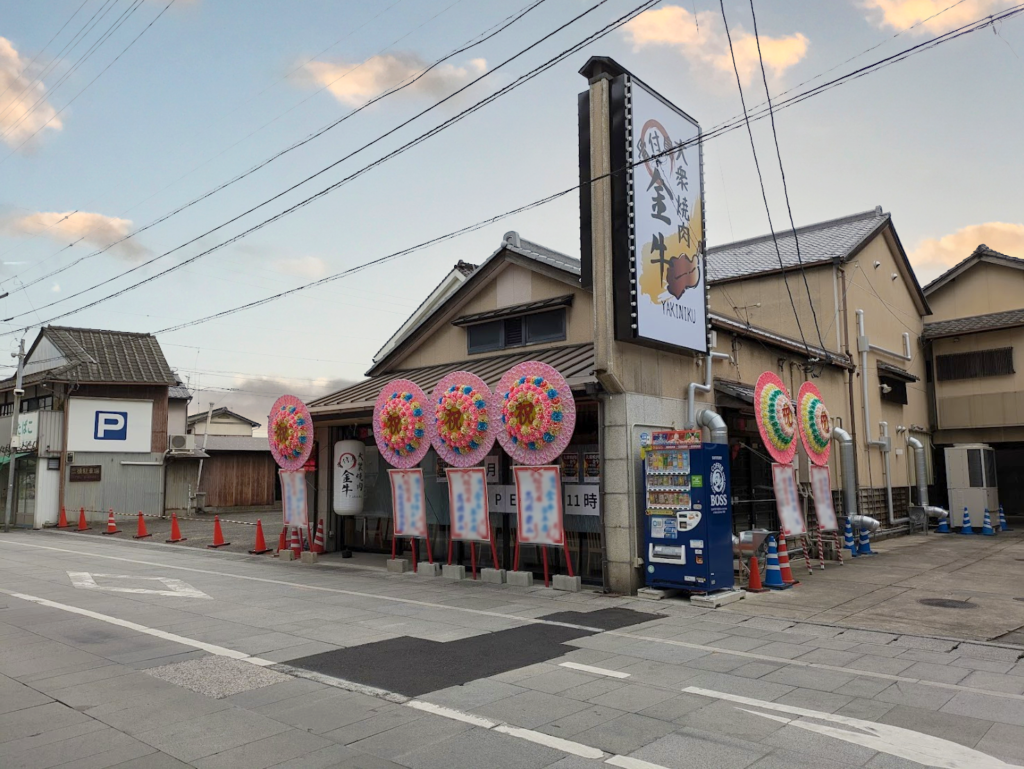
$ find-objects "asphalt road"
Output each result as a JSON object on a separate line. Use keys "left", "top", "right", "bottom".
{"left": 1, "top": 529, "right": 1023, "bottom": 768}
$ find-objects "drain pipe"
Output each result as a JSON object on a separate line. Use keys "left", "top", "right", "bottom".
{"left": 833, "top": 426, "right": 881, "bottom": 533}
{"left": 687, "top": 351, "right": 731, "bottom": 428}
{"left": 879, "top": 421, "right": 905, "bottom": 525}
{"left": 906, "top": 435, "right": 949, "bottom": 523}
{"left": 696, "top": 407, "right": 728, "bottom": 445}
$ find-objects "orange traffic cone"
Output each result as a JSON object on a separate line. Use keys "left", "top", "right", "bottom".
{"left": 249, "top": 519, "right": 272, "bottom": 555}
{"left": 76, "top": 507, "right": 90, "bottom": 531}
{"left": 277, "top": 526, "right": 288, "bottom": 553}
{"left": 311, "top": 519, "right": 326, "bottom": 554}
{"left": 746, "top": 556, "right": 767, "bottom": 592}
{"left": 56, "top": 506, "right": 71, "bottom": 529}
{"left": 133, "top": 512, "right": 152, "bottom": 539}
{"left": 166, "top": 512, "right": 187, "bottom": 543}
{"left": 207, "top": 515, "right": 230, "bottom": 548}
{"left": 101, "top": 509, "right": 121, "bottom": 535}
{"left": 777, "top": 537, "right": 798, "bottom": 585}
{"left": 289, "top": 527, "right": 302, "bottom": 558}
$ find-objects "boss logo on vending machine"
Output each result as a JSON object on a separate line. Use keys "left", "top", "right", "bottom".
{"left": 709, "top": 461, "right": 728, "bottom": 508}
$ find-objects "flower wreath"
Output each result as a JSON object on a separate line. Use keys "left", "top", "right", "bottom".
{"left": 501, "top": 375, "right": 565, "bottom": 451}
{"left": 270, "top": 402, "right": 309, "bottom": 464}
{"left": 378, "top": 390, "right": 426, "bottom": 460}
{"left": 799, "top": 385, "right": 832, "bottom": 463}
{"left": 760, "top": 382, "right": 796, "bottom": 453}
{"left": 435, "top": 385, "right": 488, "bottom": 456}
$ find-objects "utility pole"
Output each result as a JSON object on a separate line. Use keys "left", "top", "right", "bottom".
{"left": 193, "top": 401, "right": 213, "bottom": 515}
{"left": 4, "top": 338, "right": 26, "bottom": 532}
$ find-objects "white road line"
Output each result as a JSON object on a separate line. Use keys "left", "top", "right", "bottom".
{"left": 67, "top": 571, "right": 211, "bottom": 598}
{"left": 0, "top": 588, "right": 274, "bottom": 667}
{"left": 493, "top": 724, "right": 606, "bottom": 759}
{"left": 560, "top": 661, "right": 631, "bottom": 679}
{"left": 685, "top": 687, "right": 1018, "bottom": 769}
{"left": 406, "top": 700, "right": 499, "bottom": 728}
{"left": 3, "top": 537, "right": 1023, "bottom": 704}
{"left": 605, "top": 755, "right": 672, "bottom": 769}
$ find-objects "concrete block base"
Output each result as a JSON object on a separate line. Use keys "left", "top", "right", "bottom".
{"left": 506, "top": 570, "right": 534, "bottom": 587}
{"left": 690, "top": 589, "right": 745, "bottom": 608}
{"left": 415, "top": 563, "right": 442, "bottom": 577}
{"left": 442, "top": 564, "right": 466, "bottom": 580}
{"left": 637, "top": 586, "right": 678, "bottom": 600}
{"left": 277, "top": 550, "right": 295, "bottom": 562}
{"left": 480, "top": 568, "right": 506, "bottom": 584}
{"left": 386, "top": 558, "right": 411, "bottom": 573}
{"left": 552, "top": 574, "right": 582, "bottom": 593}
{"left": 300, "top": 552, "right": 319, "bottom": 564}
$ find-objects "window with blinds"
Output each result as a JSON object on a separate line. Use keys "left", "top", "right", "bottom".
{"left": 934, "top": 347, "right": 1014, "bottom": 381}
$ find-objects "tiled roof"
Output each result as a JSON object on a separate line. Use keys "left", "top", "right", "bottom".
{"left": 504, "top": 233, "right": 581, "bottom": 276}
{"left": 922, "top": 308, "right": 1024, "bottom": 339}
{"left": 187, "top": 407, "right": 261, "bottom": 427}
{"left": 311, "top": 343, "right": 595, "bottom": 415}
{"left": 201, "top": 435, "right": 271, "bottom": 452}
{"left": 453, "top": 295, "right": 573, "bottom": 326}
{"left": 168, "top": 384, "right": 192, "bottom": 400}
{"left": 707, "top": 208, "right": 889, "bottom": 282}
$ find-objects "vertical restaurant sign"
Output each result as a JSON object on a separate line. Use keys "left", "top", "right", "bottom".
{"left": 388, "top": 468, "right": 427, "bottom": 538}
{"left": 619, "top": 77, "right": 706, "bottom": 353}
{"left": 514, "top": 465, "right": 564, "bottom": 546}
{"left": 333, "top": 440, "right": 364, "bottom": 515}
{"left": 809, "top": 465, "right": 838, "bottom": 531}
{"left": 447, "top": 467, "right": 490, "bottom": 542}
{"left": 771, "top": 463, "right": 806, "bottom": 536}
{"left": 280, "top": 469, "right": 309, "bottom": 528}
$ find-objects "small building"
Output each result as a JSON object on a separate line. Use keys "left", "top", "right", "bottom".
{"left": 922, "top": 245, "right": 1024, "bottom": 513}
{"left": 187, "top": 407, "right": 261, "bottom": 437}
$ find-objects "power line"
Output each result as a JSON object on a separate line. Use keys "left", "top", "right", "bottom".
{"left": 1, "top": 0, "right": 548, "bottom": 294}
{"left": 717, "top": 0, "right": 812, "bottom": 358}
{"left": 2, "top": 0, "right": 647, "bottom": 328}
{"left": 0, "top": 0, "right": 91, "bottom": 104}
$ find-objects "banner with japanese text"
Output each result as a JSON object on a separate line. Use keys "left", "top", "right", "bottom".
{"left": 809, "top": 465, "right": 838, "bottom": 532}
{"left": 388, "top": 468, "right": 428, "bottom": 539}
{"left": 514, "top": 466, "right": 565, "bottom": 546}
{"left": 446, "top": 467, "right": 490, "bottom": 543}
{"left": 771, "top": 463, "right": 806, "bottom": 537}
{"left": 280, "top": 469, "right": 308, "bottom": 528}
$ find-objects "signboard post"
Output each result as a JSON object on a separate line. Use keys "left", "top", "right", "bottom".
{"left": 513, "top": 466, "right": 572, "bottom": 586}
{"left": 446, "top": 467, "right": 499, "bottom": 576}
{"left": 388, "top": 468, "right": 431, "bottom": 571}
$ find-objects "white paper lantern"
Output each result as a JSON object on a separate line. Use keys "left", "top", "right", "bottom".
{"left": 333, "top": 440, "right": 365, "bottom": 515}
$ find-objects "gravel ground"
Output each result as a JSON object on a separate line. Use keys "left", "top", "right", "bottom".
{"left": 145, "top": 656, "right": 290, "bottom": 698}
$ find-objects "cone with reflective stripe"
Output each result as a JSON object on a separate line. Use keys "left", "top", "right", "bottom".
{"left": 249, "top": 519, "right": 272, "bottom": 554}
{"left": 207, "top": 515, "right": 230, "bottom": 548}
{"left": 56, "top": 506, "right": 70, "bottom": 529}
{"left": 960, "top": 507, "right": 974, "bottom": 535}
{"left": 745, "top": 556, "right": 767, "bottom": 592}
{"left": 311, "top": 519, "right": 326, "bottom": 554}
{"left": 934, "top": 513, "right": 951, "bottom": 534}
{"left": 289, "top": 527, "right": 302, "bottom": 558}
{"left": 763, "top": 536, "right": 788, "bottom": 589}
{"left": 858, "top": 526, "right": 875, "bottom": 555}
{"left": 999, "top": 505, "right": 1012, "bottom": 532}
{"left": 777, "top": 537, "right": 798, "bottom": 585}
{"left": 76, "top": 507, "right": 90, "bottom": 531}
{"left": 133, "top": 512, "right": 151, "bottom": 539}
{"left": 981, "top": 508, "right": 996, "bottom": 536}
{"left": 101, "top": 509, "right": 121, "bottom": 535}
{"left": 843, "top": 519, "right": 858, "bottom": 556}
{"left": 166, "top": 512, "right": 187, "bottom": 543}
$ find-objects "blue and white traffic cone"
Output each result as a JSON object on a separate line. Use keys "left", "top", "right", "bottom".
{"left": 982, "top": 509, "right": 996, "bottom": 536}
{"left": 960, "top": 507, "right": 974, "bottom": 535}
{"left": 857, "top": 527, "right": 875, "bottom": 556}
{"left": 934, "top": 513, "right": 951, "bottom": 534}
{"left": 763, "top": 536, "right": 787, "bottom": 589}
{"left": 999, "top": 505, "right": 1012, "bottom": 532}
{"left": 843, "top": 519, "right": 858, "bottom": 557}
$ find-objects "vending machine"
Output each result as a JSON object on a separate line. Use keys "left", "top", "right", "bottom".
{"left": 643, "top": 430, "right": 734, "bottom": 592}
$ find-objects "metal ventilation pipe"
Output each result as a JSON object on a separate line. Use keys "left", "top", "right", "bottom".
{"left": 696, "top": 407, "right": 728, "bottom": 445}
{"left": 687, "top": 352, "right": 731, "bottom": 427}
{"left": 849, "top": 514, "right": 881, "bottom": 532}
{"left": 833, "top": 427, "right": 858, "bottom": 519}
{"left": 905, "top": 436, "right": 929, "bottom": 507}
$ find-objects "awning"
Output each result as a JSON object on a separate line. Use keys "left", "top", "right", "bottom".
{"left": 310, "top": 343, "right": 596, "bottom": 416}
{"left": 0, "top": 452, "right": 32, "bottom": 467}
{"left": 715, "top": 381, "right": 755, "bottom": 405}
{"left": 878, "top": 361, "right": 919, "bottom": 382}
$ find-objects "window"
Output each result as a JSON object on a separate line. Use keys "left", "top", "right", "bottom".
{"left": 935, "top": 348, "right": 1013, "bottom": 381}
{"left": 968, "top": 449, "right": 984, "bottom": 488}
{"left": 879, "top": 376, "right": 908, "bottom": 405}
{"left": 984, "top": 449, "right": 997, "bottom": 487}
{"left": 19, "top": 396, "right": 53, "bottom": 413}
{"left": 466, "top": 309, "right": 566, "bottom": 354}
{"left": 0, "top": 403, "right": 11, "bottom": 417}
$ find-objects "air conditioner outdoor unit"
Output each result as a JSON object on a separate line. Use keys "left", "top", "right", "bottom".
{"left": 168, "top": 434, "right": 195, "bottom": 453}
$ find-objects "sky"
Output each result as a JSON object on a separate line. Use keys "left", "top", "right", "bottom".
{"left": 1, "top": 0, "right": 1022, "bottom": 424}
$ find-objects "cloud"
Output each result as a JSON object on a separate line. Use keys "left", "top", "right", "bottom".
{"left": 301, "top": 53, "right": 487, "bottom": 106}
{"left": 622, "top": 6, "right": 808, "bottom": 85}
{"left": 0, "top": 210, "right": 147, "bottom": 259}
{"left": 0, "top": 36, "right": 62, "bottom": 148}
{"left": 909, "top": 222, "right": 1024, "bottom": 282}
{"left": 862, "top": 0, "right": 1004, "bottom": 33}
{"left": 272, "top": 256, "right": 329, "bottom": 279}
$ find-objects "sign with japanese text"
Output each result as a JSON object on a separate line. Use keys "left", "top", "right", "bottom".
{"left": 388, "top": 468, "right": 427, "bottom": 539}
{"left": 280, "top": 469, "right": 309, "bottom": 528}
{"left": 771, "top": 463, "right": 805, "bottom": 537}
{"left": 333, "top": 440, "right": 364, "bottom": 515}
{"left": 447, "top": 467, "right": 490, "bottom": 542}
{"left": 559, "top": 451, "right": 580, "bottom": 483}
{"left": 809, "top": 465, "right": 838, "bottom": 532}
{"left": 514, "top": 466, "right": 564, "bottom": 546}
{"left": 583, "top": 452, "right": 600, "bottom": 483}
{"left": 69, "top": 465, "right": 101, "bottom": 482}
{"left": 651, "top": 429, "right": 701, "bottom": 449}
{"left": 563, "top": 484, "right": 600, "bottom": 516}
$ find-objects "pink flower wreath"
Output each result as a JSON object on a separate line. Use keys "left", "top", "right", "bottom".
{"left": 496, "top": 362, "right": 576, "bottom": 465}
{"left": 431, "top": 371, "right": 495, "bottom": 467}
{"left": 373, "top": 380, "right": 433, "bottom": 469}
{"left": 268, "top": 394, "right": 313, "bottom": 470}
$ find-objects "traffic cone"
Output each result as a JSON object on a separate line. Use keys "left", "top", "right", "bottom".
{"left": 311, "top": 519, "right": 326, "bottom": 554}
{"left": 777, "top": 537, "right": 798, "bottom": 585}
{"left": 166, "top": 512, "right": 187, "bottom": 543}
{"left": 101, "top": 509, "right": 121, "bottom": 535}
{"left": 763, "top": 536, "right": 791, "bottom": 589}
{"left": 981, "top": 509, "right": 996, "bottom": 536}
{"left": 277, "top": 526, "right": 288, "bottom": 553}
{"left": 75, "top": 507, "right": 90, "bottom": 531}
{"left": 133, "top": 512, "right": 151, "bottom": 539}
{"left": 56, "top": 506, "right": 71, "bottom": 529}
{"left": 207, "top": 516, "right": 230, "bottom": 548}
{"left": 249, "top": 519, "right": 272, "bottom": 555}
{"left": 843, "top": 519, "right": 858, "bottom": 556}
{"left": 289, "top": 527, "right": 302, "bottom": 558}
{"left": 999, "top": 505, "right": 1012, "bottom": 532}
{"left": 857, "top": 527, "right": 875, "bottom": 555}
{"left": 960, "top": 507, "right": 974, "bottom": 535}
{"left": 745, "top": 555, "right": 767, "bottom": 593}
{"left": 934, "top": 514, "right": 951, "bottom": 534}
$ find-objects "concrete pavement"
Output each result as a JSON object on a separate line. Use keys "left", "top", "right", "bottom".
{"left": 1, "top": 529, "right": 1023, "bottom": 768}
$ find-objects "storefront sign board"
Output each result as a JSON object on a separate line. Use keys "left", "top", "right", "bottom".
{"left": 771, "top": 463, "right": 805, "bottom": 537}
{"left": 280, "top": 469, "right": 309, "bottom": 528}
{"left": 447, "top": 467, "right": 490, "bottom": 542}
{"left": 809, "top": 464, "right": 838, "bottom": 532}
{"left": 388, "top": 468, "right": 427, "bottom": 539}
{"left": 514, "top": 466, "right": 564, "bottom": 546}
